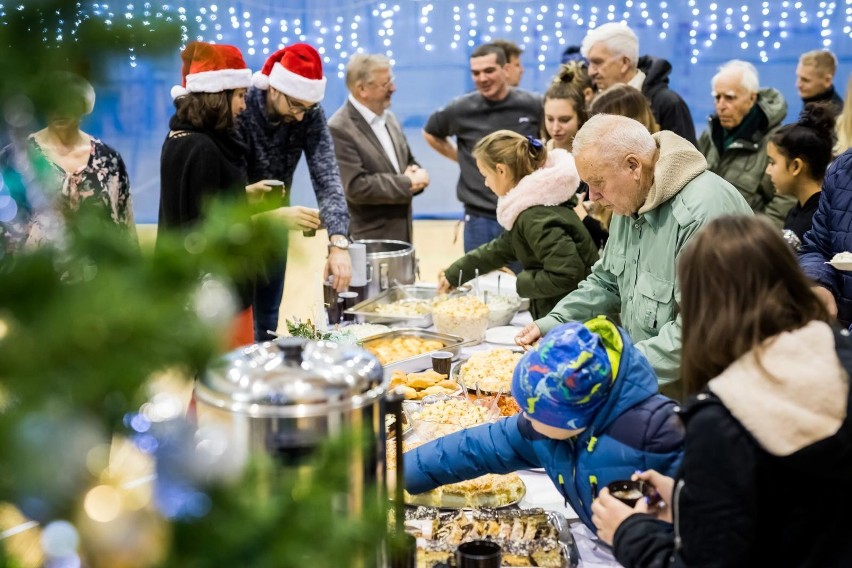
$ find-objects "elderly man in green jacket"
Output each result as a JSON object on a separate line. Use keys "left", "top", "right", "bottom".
{"left": 515, "top": 114, "right": 752, "bottom": 388}
{"left": 697, "top": 59, "right": 794, "bottom": 228}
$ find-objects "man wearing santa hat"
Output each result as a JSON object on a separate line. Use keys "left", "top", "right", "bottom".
{"left": 238, "top": 43, "right": 352, "bottom": 342}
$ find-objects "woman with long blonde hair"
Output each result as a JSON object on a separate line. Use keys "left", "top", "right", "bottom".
{"left": 834, "top": 74, "right": 852, "bottom": 155}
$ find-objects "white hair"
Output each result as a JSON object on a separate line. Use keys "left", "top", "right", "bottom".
{"left": 573, "top": 114, "right": 656, "bottom": 164}
{"left": 712, "top": 60, "right": 760, "bottom": 94}
{"left": 580, "top": 22, "right": 639, "bottom": 67}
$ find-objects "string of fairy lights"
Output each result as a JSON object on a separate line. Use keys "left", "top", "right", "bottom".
{"left": 0, "top": 1, "right": 845, "bottom": 74}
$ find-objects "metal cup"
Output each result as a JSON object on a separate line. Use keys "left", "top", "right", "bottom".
{"left": 431, "top": 351, "right": 453, "bottom": 376}
{"left": 455, "top": 540, "right": 501, "bottom": 568}
{"left": 348, "top": 242, "right": 369, "bottom": 287}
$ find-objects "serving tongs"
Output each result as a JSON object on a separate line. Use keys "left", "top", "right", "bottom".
{"left": 471, "top": 382, "right": 505, "bottom": 416}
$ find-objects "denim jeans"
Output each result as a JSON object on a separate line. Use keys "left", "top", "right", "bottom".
{"left": 253, "top": 254, "right": 287, "bottom": 342}
{"left": 463, "top": 213, "right": 522, "bottom": 274}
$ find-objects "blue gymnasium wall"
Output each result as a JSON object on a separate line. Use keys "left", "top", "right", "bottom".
{"left": 78, "top": 0, "right": 852, "bottom": 224}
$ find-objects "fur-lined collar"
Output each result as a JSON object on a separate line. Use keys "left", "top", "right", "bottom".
{"left": 708, "top": 321, "right": 849, "bottom": 456}
{"left": 496, "top": 148, "right": 580, "bottom": 230}
{"left": 638, "top": 131, "right": 707, "bottom": 214}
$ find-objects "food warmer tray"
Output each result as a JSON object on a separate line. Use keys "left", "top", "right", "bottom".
{"left": 404, "top": 507, "right": 579, "bottom": 568}
{"left": 344, "top": 285, "right": 440, "bottom": 327}
{"left": 360, "top": 328, "right": 466, "bottom": 374}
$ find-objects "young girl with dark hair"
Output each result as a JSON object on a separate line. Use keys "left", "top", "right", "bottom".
{"left": 592, "top": 215, "right": 852, "bottom": 567}
{"left": 437, "top": 130, "right": 598, "bottom": 319}
{"left": 766, "top": 102, "right": 836, "bottom": 241}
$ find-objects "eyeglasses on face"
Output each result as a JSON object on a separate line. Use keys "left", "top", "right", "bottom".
{"left": 369, "top": 75, "right": 395, "bottom": 90}
{"left": 284, "top": 94, "right": 317, "bottom": 115}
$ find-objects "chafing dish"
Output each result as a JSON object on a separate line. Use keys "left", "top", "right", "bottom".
{"left": 344, "top": 285, "right": 439, "bottom": 327}
{"left": 360, "top": 328, "right": 465, "bottom": 374}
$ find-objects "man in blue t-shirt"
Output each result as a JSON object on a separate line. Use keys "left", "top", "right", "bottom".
{"left": 423, "top": 44, "right": 541, "bottom": 253}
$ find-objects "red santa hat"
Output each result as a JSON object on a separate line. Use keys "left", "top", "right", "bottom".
{"left": 171, "top": 41, "right": 252, "bottom": 100}
{"left": 252, "top": 43, "right": 327, "bottom": 103}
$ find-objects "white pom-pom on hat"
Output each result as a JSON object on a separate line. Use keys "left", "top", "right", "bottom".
{"left": 252, "top": 43, "right": 326, "bottom": 103}
{"left": 171, "top": 41, "right": 252, "bottom": 100}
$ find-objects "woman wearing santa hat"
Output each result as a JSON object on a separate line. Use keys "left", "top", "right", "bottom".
{"left": 158, "top": 40, "right": 259, "bottom": 347}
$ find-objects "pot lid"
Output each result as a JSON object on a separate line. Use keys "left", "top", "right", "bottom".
{"left": 198, "top": 337, "right": 383, "bottom": 408}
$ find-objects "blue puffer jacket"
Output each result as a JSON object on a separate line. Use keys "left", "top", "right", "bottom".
{"left": 404, "top": 324, "right": 684, "bottom": 530}
{"left": 799, "top": 150, "right": 852, "bottom": 325}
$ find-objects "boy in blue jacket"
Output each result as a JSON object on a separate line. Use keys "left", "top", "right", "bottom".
{"left": 404, "top": 317, "right": 684, "bottom": 530}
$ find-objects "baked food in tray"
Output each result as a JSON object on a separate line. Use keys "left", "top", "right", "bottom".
{"left": 364, "top": 335, "right": 445, "bottom": 365}
{"left": 387, "top": 440, "right": 524, "bottom": 509}
{"left": 403, "top": 472, "right": 526, "bottom": 509}
{"left": 389, "top": 369, "right": 464, "bottom": 400}
{"left": 404, "top": 507, "right": 572, "bottom": 567}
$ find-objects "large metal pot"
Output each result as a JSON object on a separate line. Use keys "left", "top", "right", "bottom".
{"left": 194, "top": 337, "right": 386, "bottom": 525}
{"left": 355, "top": 239, "right": 417, "bottom": 300}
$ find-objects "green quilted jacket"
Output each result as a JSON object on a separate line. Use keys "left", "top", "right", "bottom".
{"left": 444, "top": 149, "right": 598, "bottom": 320}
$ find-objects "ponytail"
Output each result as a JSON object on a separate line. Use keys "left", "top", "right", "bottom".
{"left": 473, "top": 130, "right": 548, "bottom": 183}
{"left": 771, "top": 102, "right": 836, "bottom": 181}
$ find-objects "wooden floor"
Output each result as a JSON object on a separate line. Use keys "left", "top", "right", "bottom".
{"left": 139, "top": 220, "right": 467, "bottom": 334}
{"left": 278, "top": 220, "right": 465, "bottom": 332}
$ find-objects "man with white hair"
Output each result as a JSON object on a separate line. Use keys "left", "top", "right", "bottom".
{"left": 697, "top": 59, "right": 794, "bottom": 227}
{"left": 516, "top": 115, "right": 751, "bottom": 387}
{"left": 581, "top": 22, "right": 696, "bottom": 145}
{"left": 328, "top": 54, "right": 428, "bottom": 242}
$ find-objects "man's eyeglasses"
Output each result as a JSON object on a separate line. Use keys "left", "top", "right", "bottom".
{"left": 284, "top": 94, "right": 317, "bottom": 115}
{"left": 369, "top": 76, "right": 395, "bottom": 91}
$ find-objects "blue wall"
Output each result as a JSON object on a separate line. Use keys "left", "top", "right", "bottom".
{"left": 72, "top": 0, "right": 852, "bottom": 223}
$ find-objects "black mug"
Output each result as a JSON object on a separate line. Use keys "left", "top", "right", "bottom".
{"left": 455, "top": 540, "right": 501, "bottom": 568}
{"left": 338, "top": 291, "right": 359, "bottom": 322}
{"left": 324, "top": 283, "right": 340, "bottom": 325}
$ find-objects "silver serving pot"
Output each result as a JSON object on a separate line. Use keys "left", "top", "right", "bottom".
{"left": 194, "top": 337, "right": 386, "bottom": 517}
{"left": 355, "top": 239, "right": 417, "bottom": 300}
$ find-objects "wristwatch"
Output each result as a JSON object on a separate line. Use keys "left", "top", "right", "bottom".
{"left": 329, "top": 234, "right": 350, "bottom": 250}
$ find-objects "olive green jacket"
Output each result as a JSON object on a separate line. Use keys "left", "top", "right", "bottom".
{"left": 444, "top": 149, "right": 598, "bottom": 320}
{"left": 536, "top": 132, "right": 753, "bottom": 383}
{"left": 697, "top": 87, "right": 795, "bottom": 228}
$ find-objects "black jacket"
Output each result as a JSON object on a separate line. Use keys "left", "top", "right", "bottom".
{"left": 638, "top": 56, "right": 697, "bottom": 146}
{"left": 612, "top": 325, "right": 852, "bottom": 568}
{"left": 158, "top": 116, "right": 254, "bottom": 310}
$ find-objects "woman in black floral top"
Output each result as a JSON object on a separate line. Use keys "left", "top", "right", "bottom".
{"left": 0, "top": 72, "right": 135, "bottom": 252}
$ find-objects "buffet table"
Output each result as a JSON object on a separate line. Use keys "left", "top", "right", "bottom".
{"left": 443, "top": 279, "right": 622, "bottom": 568}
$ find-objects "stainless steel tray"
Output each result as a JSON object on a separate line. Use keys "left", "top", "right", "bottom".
{"left": 403, "top": 507, "right": 579, "bottom": 567}
{"left": 344, "top": 285, "right": 438, "bottom": 327}
{"left": 360, "top": 328, "right": 466, "bottom": 374}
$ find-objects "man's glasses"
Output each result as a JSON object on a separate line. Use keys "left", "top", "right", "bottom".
{"left": 369, "top": 75, "right": 395, "bottom": 91}
{"left": 284, "top": 94, "right": 317, "bottom": 115}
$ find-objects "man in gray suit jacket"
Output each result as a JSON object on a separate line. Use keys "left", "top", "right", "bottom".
{"left": 329, "top": 54, "right": 429, "bottom": 243}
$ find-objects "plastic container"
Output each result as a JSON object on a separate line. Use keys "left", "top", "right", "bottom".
{"left": 432, "top": 296, "right": 489, "bottom": 344}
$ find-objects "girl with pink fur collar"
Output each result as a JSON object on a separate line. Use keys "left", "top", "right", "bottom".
{"left": 438, "top": 130, "right": 599, "bottom": 320}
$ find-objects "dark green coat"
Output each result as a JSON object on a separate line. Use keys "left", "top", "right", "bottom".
{"left": 445, "top": 204, "right": 598, "bottom": 320}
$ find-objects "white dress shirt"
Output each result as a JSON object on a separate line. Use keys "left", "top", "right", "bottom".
{"left": 348, "top": 94, "right": 402, "bottom": 174}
